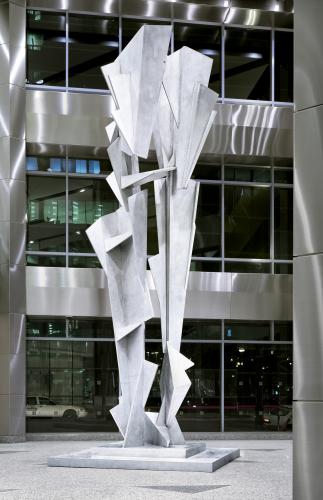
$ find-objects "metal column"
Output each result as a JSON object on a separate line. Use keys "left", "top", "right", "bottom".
{"left": 0, "top": 0, "right": 26, "bottom": 442}
{"left": 294, "top": 0, "right": 323, "bottom": 497}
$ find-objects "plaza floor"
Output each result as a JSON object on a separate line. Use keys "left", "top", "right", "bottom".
{"left": 0, "top": 439, "right": 292, "bottom": 500}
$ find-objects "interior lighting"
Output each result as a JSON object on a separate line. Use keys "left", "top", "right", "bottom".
{"left": 79, "top": 188, "right": 86, "bottom": 193}
{"left": 238, "top": 347, "right": 245, "bottom": 353}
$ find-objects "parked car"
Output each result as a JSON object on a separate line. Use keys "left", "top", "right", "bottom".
{"left": 262, "top": 405, "right": 292, "bottom": 430}
{"left": 26, "top": 396, "right": 88, "bottom": 419}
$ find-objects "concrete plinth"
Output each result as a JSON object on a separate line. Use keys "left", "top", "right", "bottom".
{"left": 48, "top": 442, "right": 240, "bottom": 473}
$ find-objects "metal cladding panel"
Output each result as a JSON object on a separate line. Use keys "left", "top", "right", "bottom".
{"left": 294, "top": 254, "right": 323, "bottom": 401}
{"left": 26, "top": 0, "right": 119, "bottom": 15}
{"left": 26, "top": 92, "right": 293, "bottom": 157}
{"left": 294, "top": 402, "right": 323, "bottom": 500}
{"left": 26, "top": 267, "right": 292, "bottom": 320}
{"left": 294, "top": 105, "right": 323, "bottom": 256}
{"left": 0, "top": 314, "right": 25, "bottom": 356}
{"left": 295, "top": 0, "right": 323, "bottom": 111}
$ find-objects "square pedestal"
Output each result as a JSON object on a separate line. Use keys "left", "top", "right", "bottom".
{"left": 48, "top": 442, "right": 240, "bottom": 473}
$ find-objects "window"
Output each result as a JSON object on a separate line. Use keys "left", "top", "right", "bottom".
{"left": 274, "top": 188, "right": 293, "bottom": 260}
{"left": 225, "top": 185, "right": 270, "bottom": 259}
{"left": 225, "top": 28, "right": 271, "bottom": 100}
{"left": 275, "top": 31, "right": 293, "bottom": 102}
{"left": 68, "top": 177, "right": 118, "bottom": 253}
{"left": 68, "top": 15, "right": 119, "bottom": 89}
{"left": 224, "top": 343, "right": 292, "bottom": 431}
{"left": 193, "top": 184, "right": 221, "bottom": 258}
{"left": 27, "top": 10, "right": 66, "bottom": 86}
{"left": 27, "top": 176, "right": 66, "bottom": 252}
{"left": 26, "top": 340, "right": 119, "bottom": 432}
{"left": 174, "top": 23, "right": 221, "bottom": 95}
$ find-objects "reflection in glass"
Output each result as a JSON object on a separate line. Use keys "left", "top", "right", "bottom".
{"left": 274, "top": 188, "right": 293, "bottom": 260}
{"left": 275, "top": 321, "right": 293, "bottom": 341}
{"left": 225, "top": 166, "right": 271, "bottom": 183}
{"left": 225, "top": 185, "right": 270, "bottom": 259}
{"left": 27, "top": 10, "right": 66, "bottom": 86}
{"left": 68, "top": 318, "right": 114, "bottom": 338}
{"left": 225, "top": 28, "right": 271, "bottom": 100}
{"left": 224, "top": 321, "right": 270, "bottom": 341}
{"left": 26, "top": 254, "right": 66, "bottom": 267}
{"left": 27, "top": 176, "right": 66, "bottom": 252}
{"left": 26, "top": 340, "right": 119, "bottom": 432}
{"left": 68, "top": 158, "right": 110, "bottom": 175}
{"left": 27, "top": 318, "right": 66, "bottom": 337}
{"left": 145, "top": 341, "right": 221, "bottom": 431}
{"left": 182, "top": 320, "right": 221, "bottom": 340}
{"left": 193, "top": 184, "right": 221, "bottom": 257}
{"left": 192, "top": 163, "right": 221, "bottom": 181}
{"left": 274, "top": 263, "right": 293, "bottom": 274}
{"left": 190, "top": 260, "right": 221, "bottom": 272}
{"left": 224, "top": 344, "right": 292, "bottom": 431}
{"left": 224, "top": 261, "right": 271, "bottom": 273}
{"left": 174, "top": 23, "right": 221, "bottom": 95}
{"left": 68, "top": 255, "right": 101, "bottom": 268}
{"left": 68, "top": 15, "right": 119, "bottom": 89}
{"left": 26, "top": 156, "right": 66, "bottom": 173}
{"left": 274, "top": 169, "right": 293, "bottom": 185}
{"left": 68, "top": 177, "right": 118, "bottom": 253}
{"left": 275, "top": 31, "right": 293, "bottom": 102}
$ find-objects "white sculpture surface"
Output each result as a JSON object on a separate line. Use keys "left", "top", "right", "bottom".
{"left": 48, "top": 24, "right": 240, "bottom": 472}
{"left": 86, "top": 24, "right": 218, "bottom": 448}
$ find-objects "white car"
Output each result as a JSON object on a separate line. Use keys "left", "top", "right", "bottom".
{"left": 262, "top": 406, "right": 292, "bottom": 430}
{"left": 26, "top": 396, "right": 88, "bottom": 419}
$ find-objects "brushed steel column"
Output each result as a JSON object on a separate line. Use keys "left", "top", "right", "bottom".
{"left": 294, "top": 1, "right": 323, "bottom": 497}
{"left": 0, "top": 0, "right": 26, "bottom": 442}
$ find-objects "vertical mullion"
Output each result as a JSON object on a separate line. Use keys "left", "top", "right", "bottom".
{"left": 271, "top": 29, "right": 275, "bottom": 104}
{"left": 119, "top": 14, "right": 122, "bottom": 54}
{"left": 221, "top": 157, "right": 225, "bottom": 272}
{"left": 66, "top": 10, "right": 69, "bottom": 91}
{"left": 221, "top": 24, "right": 225, "bottom": 100}
{"left": 221, "top": 320, "right": 225, "bottom": 432}
{"left": 270, "top": 159, "right": 275, "bottom": 273}
{"left": 66, "top": 149, "right": 69, "bottom": 268}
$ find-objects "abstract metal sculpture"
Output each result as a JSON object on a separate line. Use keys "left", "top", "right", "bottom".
{"left": 86, "top": 24, "right": 218, "bottom": 448}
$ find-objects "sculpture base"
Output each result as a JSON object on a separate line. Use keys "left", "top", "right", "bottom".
{"left": 48, "top": 441, "right": 240, "bottom": 473}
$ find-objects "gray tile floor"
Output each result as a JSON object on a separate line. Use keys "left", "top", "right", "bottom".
{"left": 0, "top": 440, "right": 292, "bottom": 500}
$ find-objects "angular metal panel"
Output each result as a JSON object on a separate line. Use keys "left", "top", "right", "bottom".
{"left": 294, "top": 254, "right": 323, "bottom": 400}
{"left": 0, "top": 314, "right": 25, "bottom": 355}
{"left": 0, "top": 353, "right": 25, "bottom": 395}
{"left": 294, "top": 105, "right": 323, "bottom": 256}
{"left": 294, "top": 402, "right": 323, "bottom": 500}
{"left": 0, "top": 137, "right": 25, "bottom": 181}
{"left": 0, "top": 179, "right": 26, "bottom": 224}
{"left": 0, "top": 85, "right": 25, "bottom": 139}
{"left": 9, "top": 394, "right": 25, "bottom": 436}
{"left": 295, "top": 0, "right": 323, "bottom": 111}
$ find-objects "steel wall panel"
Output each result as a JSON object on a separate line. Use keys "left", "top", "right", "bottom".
{"left": 294, "top": 105, "right": 323, "bottom": 256}
{"left": 294, "top": 402, "right": 323, "bottom": 500}
{"left": 294, "top": 254, "right": 323, "bottom": 400}
{"left": 295, "top": 0, "right": 323, "bottom": 111}
{"left": 26, "top": 92, "right": 293, "bottom": 157}
{"left": 26, "top": 267, "right": 292, "bottom": 320}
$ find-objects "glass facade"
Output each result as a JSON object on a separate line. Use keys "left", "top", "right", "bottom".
{"left": 26, "top": 158, "right": 293, "bottom": 273}
{"left": 26, "top": 10, "right": 293, "bottom": 103}
{"left": 26, "top": 318, "right": 292, "bottom": 433}
{"left": 24, "top": 7, "right": 294, "bottom": 437}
